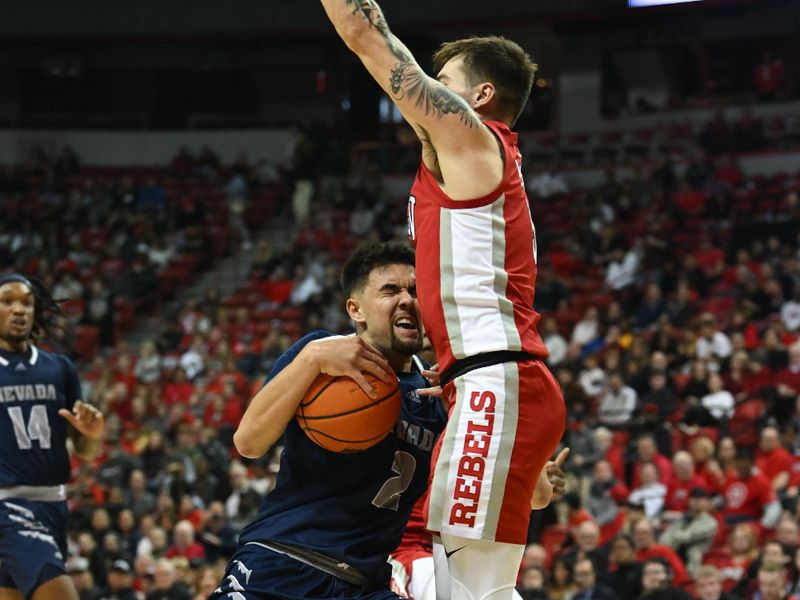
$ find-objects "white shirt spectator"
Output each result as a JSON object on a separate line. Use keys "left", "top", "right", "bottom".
{"left": 571, "top": 315, "right": 599, "bottom": 347}
{"left": 579, "top": 367, "right": 607, "bottom": 397}
{"left": 629, "top": 482, "right": 667, "bottom": 518}
{"left": 527, "top": 171, "right": 568, "bottom": 199}
{"left": 701, "top": 390, "right": 735, "bottom": 420}
{"left": 544, "top": 332, "right": 568, "bottom": 366}
{"left": 782, "top": 299, "right": 800, "bottom": 332}
{"left": 598, "top": 385, "right": 638, "bottom": 425}
{"left": 696, "top": 332, "right": 733, "bottom": 360}
{"left": 606, "top": 248, "right": 640, "bottom": 291}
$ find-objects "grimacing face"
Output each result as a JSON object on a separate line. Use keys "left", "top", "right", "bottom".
{"left": 350, "top": 264, "right": 422, "bottom": 360}
{"left": 0, "top": 282, "right": 34, "bottom": 345}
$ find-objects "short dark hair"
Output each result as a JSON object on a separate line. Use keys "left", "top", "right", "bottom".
{"left": 432, "top": 36, "right": 537, "bottom": 127}
{"left": 340, "top": 242, "right": 415, "bottom": 298}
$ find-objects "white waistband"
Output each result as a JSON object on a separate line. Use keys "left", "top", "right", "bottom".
{"left": 0, "top": 484, "right": 66, "bottom": 502}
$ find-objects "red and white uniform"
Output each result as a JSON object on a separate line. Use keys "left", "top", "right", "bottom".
{"left": 408, "top": 120, "right": 565, "bottom": 545}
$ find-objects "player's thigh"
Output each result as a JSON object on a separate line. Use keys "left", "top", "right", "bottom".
{"left": 0, "top": 500, "right": 69, "bottom": 600}
{"left": 31, "top": 576, "right": 78, "bottom": 600}
{"left": 0, "top": 587, "right": 23, "bottom": 600}
{"left": 440, "top": 533, "right": 524, "bottom": 600}
{"left": 428, "top": 360, "right": 564, "bottom": 545}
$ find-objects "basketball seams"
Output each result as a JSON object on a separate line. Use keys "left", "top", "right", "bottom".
{"left": 298, "top": 384, "right": 400, "bottom": 420}
{"left": 300, "top": 375, "right": 341, "bottom": 407}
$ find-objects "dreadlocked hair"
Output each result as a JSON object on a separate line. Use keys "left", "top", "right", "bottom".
{"left": 0, "top": 275, "right": 65, "bottom": 342}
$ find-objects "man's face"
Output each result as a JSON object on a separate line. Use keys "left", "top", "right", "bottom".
{"left": 758, "top": 571, "right": 785, "bottom": 600}
{"left": 642, "top": 563, "right": 668, "bottom": 591}
{"left": 696, "top": 575, "right": 721, "bottom": 600}
{"left": 574, "top": 561, "right": 595, "bottom": 591}
{"left": 436, "top": 57, "right": 478, "bottom": 108}
{"left": 0, "top": 282, "right": 34, "bottom": 345}
{"left": 351, "top": 264, "right": 422, "bottom": 359}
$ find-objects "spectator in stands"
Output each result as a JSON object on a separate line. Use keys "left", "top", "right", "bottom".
{"left": 518, "top": 566, "right": 550, "bottom": 599}
{"left": 145, "top": 558, "right": 192, "bottom": 600}
{"left": 572, "top": 307, "right": 601, "bottom": 348}
{"left": 588, "top": 459, "right": 629, "bottom": 527}
{"left": 629, "top": 463, "right": 667, "bottom": 519}
{"left": 198, "top": 501, "right": 237, "bottom": 564}
{"left": 774, "top": 342, "right": 800, "bottom": 417}
{"left": 660, "top": 486, "right": 718, "bottom": 577}
{"left": 134, "top": 340, "right": 162, "bottom": 384}
{"left": 756, "top": 426, "right": 795, "bottom": 493}
{"left": 99, "top": 559, "right": 137, "bottom": 600}
{"left": 755, "top": 561, "right": 794, "bottom": 600}
{"left": 632, "top": 518, "right": 689, "bottom": 586}
{"left": 605, "top": 534, "right": 642, "bottom": 600}
{"left": 637, "top": 557, "right": 693, "bottom": 600}
{"left": 753, "top": 51, "right": 787, "bottom": 100}
{"left": 698, "top": 373, "right": 735, "bottom": 425}
{"left": 548, "top": 556, "right": 577, "bottom": 600}
{"left": 570, "top": 557, "right": 619, "bottom": 600}
{"left": 632, "top": 434, "right": 674, "bottom": 489}
{"left": 695, "top": 314, "right": 733, "bottom": 363}
{"left": 721, "top": 447, "right": 781, "bottom": 527}
{"left": 522, "top": 544, "right": 548, "bottom": 571}
{"left": 564, "top": 521, "right": 610, "bottom": 575}
{"left": 606, "top": 246, "right": 641, "bottom": 292}
{"left": 165, "top": 520, "right": 206, "bottom": 563}
{"left": 695, "top": 565, "right": 738, "bottom": 600}
{"left": 735, "top": 540, "right": 791, "bottom": 598}
{"left": 598, "top": 372, "right": 638, "bottom": 426}
{"left": 543, "top": 317, "right": 568, "bottom": 367}
{"left": 67, "top": 556, "right": 103, "bottom": 600}
{"left": 664, "top": 452, "right": 708, "bottom": 517}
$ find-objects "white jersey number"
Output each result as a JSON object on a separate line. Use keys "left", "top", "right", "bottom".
{"left": 407, "top": 195, "right": 417, "bottom": 242}
{"left": 372, "top": 450, "right": 417, "bottom": 511}
{"left": 7, "top": 405, "right": 52, "bottom": 450}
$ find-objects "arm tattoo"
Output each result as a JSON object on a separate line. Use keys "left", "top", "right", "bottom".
{"left": 343, "top": 0, "right": 480, "bottom": 129}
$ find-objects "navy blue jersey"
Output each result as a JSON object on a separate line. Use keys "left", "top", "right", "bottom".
{"left": 0, "top": 346, "right": 80, "bottom": 486}
{"left": 239, "top": 331, "right": 447, "bottom": 588}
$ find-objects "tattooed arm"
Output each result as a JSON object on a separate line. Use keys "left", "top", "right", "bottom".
{"left": 320, "top": 0, "right": 502, "bottom": 197}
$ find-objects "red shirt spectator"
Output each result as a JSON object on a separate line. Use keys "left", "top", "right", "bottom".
{"left": 722, "top": 458, "right": 776, "bottom": 524}
{"left": 755, "top": 426, "right": 794, "bottom": 491}
{"left": 164, "top": 520, "right": 207, "bottom": 562}
{"left": 163, "top": 368, "right": 195, "bottom": 405}
{"left": 631, "top": 435, "right": 674, "bottom": 489}
{"left": 633, "top": 518, "right": 690, "bottom": 586}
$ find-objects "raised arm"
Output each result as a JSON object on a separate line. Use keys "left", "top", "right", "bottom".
{"left": 320, "top": 0, "right": 501, "bottom": 196}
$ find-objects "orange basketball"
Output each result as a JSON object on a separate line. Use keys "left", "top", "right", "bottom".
{"left": 296, "top": 372, "right": 401, "bottom": 453}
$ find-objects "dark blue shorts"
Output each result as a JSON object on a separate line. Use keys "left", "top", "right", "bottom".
{"left": 0, "top": 498, "right": 69, "bottom": 599}
{"left": 209, "top": 542, "right": 401, "bottom": 600}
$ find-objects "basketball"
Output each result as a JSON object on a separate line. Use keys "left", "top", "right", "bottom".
{"left": 296, "top": 372, "right": 402, "bottom": 453}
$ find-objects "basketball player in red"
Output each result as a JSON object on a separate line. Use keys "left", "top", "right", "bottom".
{"left": 321, "top": 4, "right": 566, "bottom": 597}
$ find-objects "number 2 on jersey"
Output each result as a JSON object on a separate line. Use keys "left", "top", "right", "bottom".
{"left": 7, "top": 405, "right": 52, "bottom": 450}
{"left": 372, "top": 451, "right": 416, "bottom": 511}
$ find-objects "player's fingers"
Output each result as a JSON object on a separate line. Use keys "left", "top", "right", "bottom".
{"left": 421, "top": 369, "right": 441, "bottom": 385}
{"left": 417, "top": 385, "right": 442, "bottom": 397}
{"left": 350, "top": 370, "right": 378, "bottom": 399}
{"left": 357, "top": 357, "right": 394, "bottom": 386}
{"left": 58, "top": 408, "right": 78, "bottom": 427}
{"left": 554, "top": 447, "right": 570, "bottom": 466}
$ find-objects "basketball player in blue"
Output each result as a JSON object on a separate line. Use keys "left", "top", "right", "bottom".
{"left": 0, "top": 274, "right": 105, "bottom": 600}
{"left": 210, "top": 242, "right": 448, "bottom": 599}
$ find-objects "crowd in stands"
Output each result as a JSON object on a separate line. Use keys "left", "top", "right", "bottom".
{"left": 1, "top": 103, "right": 800, "bottom": 599}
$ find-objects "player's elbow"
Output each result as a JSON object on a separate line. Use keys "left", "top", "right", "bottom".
{"left": 233, "top": 427, "right": 267, "bottom": 459}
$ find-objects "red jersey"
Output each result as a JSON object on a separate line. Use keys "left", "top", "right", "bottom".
{"left": 407, "top": 120, "right": 548, "bottom": 375}
{"left": 664, "top": 475, "right": 707, "bottom": 512}
{"left": 755, "top": 446, "right": 795, "bottom": 484}
{"left": 722, "top": 470, "right": 776, "bottom": 521}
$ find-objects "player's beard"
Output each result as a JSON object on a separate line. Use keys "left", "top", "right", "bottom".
{"left": 390, "top": 327, "right": 423, "bottom": 356}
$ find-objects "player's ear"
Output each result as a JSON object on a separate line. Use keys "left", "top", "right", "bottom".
{"left": 346, "top": 297, "right": 365, "bottom": 325}
{"left": 473, "top": 81, "right": 495, "bottom": 110}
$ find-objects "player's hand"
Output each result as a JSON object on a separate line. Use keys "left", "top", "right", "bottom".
{"left": 417, "top": 363, "right": 442, "bottom": 397}
{"left": 306, "top": 335, "right": 393, "bottom": 399}
{"left": 545, "top": 447, "right": 570, "bottom": 500}
{"left": 59, "top": 401, "right": 105, "bottom": 441}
